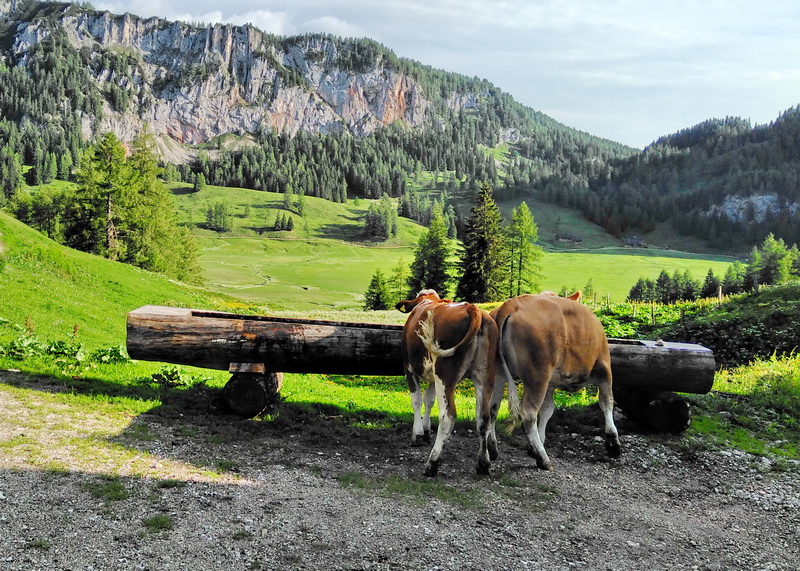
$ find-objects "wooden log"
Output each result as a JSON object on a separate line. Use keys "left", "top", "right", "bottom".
{"left": 126, "top": 305, "right": 716, "bottom": 394}
{"left": 126, "top": 305, "right": 402, "bottom": 376}
{"left": 607, "top": 338, "right": 715, "bottom": 394}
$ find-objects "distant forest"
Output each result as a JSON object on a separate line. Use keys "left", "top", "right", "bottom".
{"left": 1, "top": 2, "right": 799, "bottom": 251}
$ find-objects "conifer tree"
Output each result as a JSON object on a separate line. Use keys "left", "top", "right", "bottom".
{"left": 363, "top": 269, "right": 391, "bottom": 310}
{"left": 505, "top": 201, "right": 543, "bottom": 297}
{"left": 456, "top": 182, "right": 506, "bottom": 302}
{"left": 700, "top": 268, "right": 721, "bottom": 298}
{"left": 407, "top": 206, "right": 452, "bottom": 298}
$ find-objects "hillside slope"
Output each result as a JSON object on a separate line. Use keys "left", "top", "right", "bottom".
{"left": 0, "top": 212, "right": 250, "bottom": 348}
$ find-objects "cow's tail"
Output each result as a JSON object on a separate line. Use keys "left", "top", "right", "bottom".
{"left": 496, "top": 312, "right": 523, "bottom": 433}
{"left": 417, "top": 304, "right": 482, "bottom": 360}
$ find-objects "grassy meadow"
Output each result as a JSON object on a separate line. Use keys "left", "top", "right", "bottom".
{"left": 1, "top": 193, "right": 798, "bottom": 480}
{"left": 170, "top": 183, "right": 734, "bottom": 310}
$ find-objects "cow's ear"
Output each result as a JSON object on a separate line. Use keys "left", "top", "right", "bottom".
{"left": 568, "top": 291, "right": 582, "bottom": 301}
{"left": 395, "top": 300, "right": 410, "bottom": 313}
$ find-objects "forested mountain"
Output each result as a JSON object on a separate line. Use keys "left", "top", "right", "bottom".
{"left": 1, "top": 0, "right": 799, "bottom": 251}
{"left": 547, "top": 110, "right": 800, "bottom": 250}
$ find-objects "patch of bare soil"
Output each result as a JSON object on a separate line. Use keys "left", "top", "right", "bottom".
{"left": 1, "top": 377, "right": 798, "bottom": 570}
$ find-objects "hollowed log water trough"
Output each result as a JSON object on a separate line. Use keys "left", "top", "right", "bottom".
{"left": 126, "top": 305, "right": 717, "bottom": 432}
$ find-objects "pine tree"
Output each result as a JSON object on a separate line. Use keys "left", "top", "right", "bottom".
{"left": 456, "top": 182, "right": 507, "bottom": 302}
{"left": 407, "top": 206, "right": 452, "bottom": 298}
{"left": 700, "top": 268, "right": 721, "bottom": 298}
{"left": 363, "top": 269, "right": 391, "bottom": 310}
{"left": 505, "top": 201, "right": 543, "bottom": 297}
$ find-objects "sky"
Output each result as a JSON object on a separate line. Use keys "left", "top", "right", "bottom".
{"left": 94, "top": 0, "right": 800, "bottom": 149}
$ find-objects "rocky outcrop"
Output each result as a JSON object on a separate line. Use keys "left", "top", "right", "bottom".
{"left": 706, "top": 194, "right": 800, "bottom": 223}
{"left": 4, "top": 3, "right": 443, "bottom": 159}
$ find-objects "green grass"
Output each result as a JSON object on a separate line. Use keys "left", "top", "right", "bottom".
{"left": 143, "top": 513, "right": 173, "bottom": 533}
{"left": 0, "top": 212, "right": 258, "bottom": 350}
{"left": 686, "top": 353, "right": 800, "bottom": 459}
{"left": 83, "top": 475, "right": 130, "bottom": 501}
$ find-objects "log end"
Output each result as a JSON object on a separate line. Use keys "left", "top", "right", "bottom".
{"left": 221, "top": 372, "right": 284, "bottom": 418}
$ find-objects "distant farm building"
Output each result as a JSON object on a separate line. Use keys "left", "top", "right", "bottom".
{"left": 556, "top": 232, "right": 582, "bottom": 244}
{"left": 622, "top": 235, "right": 647, "bottom": 247}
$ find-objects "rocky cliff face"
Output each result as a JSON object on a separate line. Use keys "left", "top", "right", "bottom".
{"left": 2, "top": 2, "right": 442, "bottom": 160}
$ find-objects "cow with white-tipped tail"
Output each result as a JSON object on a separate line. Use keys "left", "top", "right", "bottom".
{"left": 488, "top": 291, "right": 621, "bottom": 470}
{"left": 396, "top": 289, "right": 499, "bottom": 477}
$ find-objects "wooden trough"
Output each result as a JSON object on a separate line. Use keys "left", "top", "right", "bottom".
{"left": 126, "top": 305, "right": 717, "bottom": 432}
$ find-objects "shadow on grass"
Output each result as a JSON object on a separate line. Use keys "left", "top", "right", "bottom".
{"left": 0, "top": 367, "right": 638, "bottom": 484}
{"left": 170, "top": 186, "right": 197, "bottom": 195}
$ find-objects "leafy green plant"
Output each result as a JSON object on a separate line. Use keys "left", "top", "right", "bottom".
{"left": 24, "top": 539, "right": 50, "bottom": 550}
{"left": 148, "top": 365, "right": 192, "bottom": 388}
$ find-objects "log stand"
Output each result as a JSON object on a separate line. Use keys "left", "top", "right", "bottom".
{"left": 221, "top": 363, "right": 284, "bottom": 417}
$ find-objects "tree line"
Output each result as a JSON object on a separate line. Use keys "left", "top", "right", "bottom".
{"left": 627, "top": 234, "right": 800, "bottom": 303}
{"left": 539, "top": 109, "right": 800, "bottom": 250}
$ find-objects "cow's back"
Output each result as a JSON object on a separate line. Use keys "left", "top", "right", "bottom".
{"left": 492, "top": 294, "right": 609, "bottom": 384}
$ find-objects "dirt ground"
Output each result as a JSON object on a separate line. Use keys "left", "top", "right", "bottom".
{"left": 1, "top": 375, "right": 798, "bottom": 570}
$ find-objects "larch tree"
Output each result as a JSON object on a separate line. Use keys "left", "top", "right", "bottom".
{"left": 63, "top": 131, "right": 201, "bottom": 283}
{"left": 505, "top": 201, "right": 543, "bottom": 297}
{"left": 456, "top": 181, "right": 507, "bottom": 302}
{"left": 407, "top": 205, "right": 452, "bottom": 298}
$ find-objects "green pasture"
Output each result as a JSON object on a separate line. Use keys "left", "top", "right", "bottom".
{"left": 173, "top": 184, "right": 733, "bottom": 309}
{"left": 197, "top": 235, "right": 415, "bottom": 311}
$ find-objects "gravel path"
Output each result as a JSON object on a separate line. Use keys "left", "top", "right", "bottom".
{"left": 1, "top": 375, "right": 798, "bottom": 570}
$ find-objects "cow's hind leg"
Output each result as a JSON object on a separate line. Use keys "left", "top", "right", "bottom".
{"left": 520, "top": 371, "right": 554, "bottom": 470}
{"left": 408, "top": 375, "right": 426, "bottom": 446}
{"left": 537, "top": 385, "right": 556, "bottom": 445}
{"left": 422, "top": 381, "right": 436, "bottom": 443}
{"left": 486, "top": 363, "right": 509, "bottom": 462}
{"left": 473, "top": 369, "right": 495, "bottom": 475}
{"left": 424, "top": 377, "right": 457, "bottom": 477}
{"left": 595, "top": 362, "right": 621, "bottom": 457}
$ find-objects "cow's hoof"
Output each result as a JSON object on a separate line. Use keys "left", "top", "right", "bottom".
{"left": 423, "top": 459, "right": 440, "bottom": 477}
{"left": 606, "top": 439, "right": 622, "bottom": 458}
{"left": 410, "top": 435, "right": 424, "bottom": 447}
{"left": 423, "top": 430, "right": 432, "bottom": 443}
{"left": 488, "top": 441, "right": 499, "bottom": 461}
{"left": 537, "top": 461, "right": 553, "bottom": 471}
{"left": 475, "top": 461, "right": 491, "bottom": 476}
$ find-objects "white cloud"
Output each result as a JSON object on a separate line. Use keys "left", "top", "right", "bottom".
{"left": 301, "top": 16, "right": 364, "bottom": 39}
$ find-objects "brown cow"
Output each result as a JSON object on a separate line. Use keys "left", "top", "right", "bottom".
{"left": 488, "top": 292, "right": 621, "bottom": 469}
{"left": 396, "top": 289, "right": 499, "bottom": 476}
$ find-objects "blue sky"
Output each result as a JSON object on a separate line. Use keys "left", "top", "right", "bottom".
{"left": 96, "top": 0, "right": 800, "bottom": 149}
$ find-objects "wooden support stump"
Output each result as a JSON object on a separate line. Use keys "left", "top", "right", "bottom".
{"left": 221, "top": 363, "right": 283, "bottom": 418}
{"left": 614, "top": 389, "right": 692, "bottom": 433}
